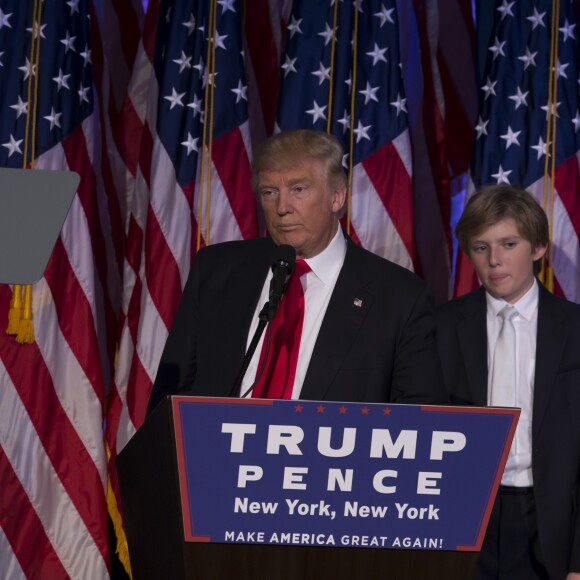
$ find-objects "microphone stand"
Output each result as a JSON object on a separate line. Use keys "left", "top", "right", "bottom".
{"left": 229, "top": 301, "right": 272, "bottom": 397}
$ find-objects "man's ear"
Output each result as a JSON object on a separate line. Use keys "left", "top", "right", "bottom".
{"left": 332, "top": 185, "right": 347, "bottom": 214}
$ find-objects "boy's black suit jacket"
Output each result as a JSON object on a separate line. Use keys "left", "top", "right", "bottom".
{"left": 436, "top": 283, "right": 580, "bottom": 579}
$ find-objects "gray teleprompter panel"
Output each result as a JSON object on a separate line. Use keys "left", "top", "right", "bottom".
{"left": 0, "top": 168, "right": 79, "bottom": 284}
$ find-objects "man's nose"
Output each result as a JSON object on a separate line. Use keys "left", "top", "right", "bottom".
{"left": 276, "top": 189, "right": 293, "bottom": 215}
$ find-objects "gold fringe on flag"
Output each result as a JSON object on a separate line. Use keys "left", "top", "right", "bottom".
{"left": 6, "top": 0, "right": 43, "bottom": 343}
{"left": 197, "top": 0, "right": 218, "bottom": 251}
{"left": 346, "top": 0, "right": 360, "bottom": 236}
{"left": 16, "top": 285, "right": 34, "bottom": 344}
{"left": 6, "top": 285, "right": 23, "bottom": 334}
{"left": 106, "top": 444, "right": 133, "bottom": 579}
{"left": 539, "top": 0, "right": 560, "bottom": 293}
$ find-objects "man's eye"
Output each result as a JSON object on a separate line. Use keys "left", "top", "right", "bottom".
{"left": 472, "top": 245, "right": 486, "bottom": 253}
{"left": 504, "top": 242, "right": 517, "bottom": 249}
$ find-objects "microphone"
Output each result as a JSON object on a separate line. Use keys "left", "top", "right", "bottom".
{"left": 262, "top": 244, "right": 296, "bottom": 322}
{"left": 231, "top": 244, "right": 296, "bottom": 397}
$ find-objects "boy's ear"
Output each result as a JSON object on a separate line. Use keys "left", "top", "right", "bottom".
{"left": 532, "top": 244, "right": 548, "bottom": 261}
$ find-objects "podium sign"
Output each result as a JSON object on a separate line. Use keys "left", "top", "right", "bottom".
{"left": 172, "top": 397, "right": 518, "bottom": 552}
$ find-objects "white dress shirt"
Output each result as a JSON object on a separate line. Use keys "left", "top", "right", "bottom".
{"left": 240, "top": 227, "right": 347, "bottom": 399}
{"left": 486, "top": 280, "right": 538, "bottom": 487}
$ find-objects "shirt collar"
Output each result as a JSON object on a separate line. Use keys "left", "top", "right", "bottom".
{"left": 486, "top": 278, "right": 539, "bottom": 322}
{"left": 304, "top": 226, "right": 347, "bottom": 284}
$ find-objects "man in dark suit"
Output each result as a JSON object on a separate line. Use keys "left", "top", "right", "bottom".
{"left": 436, "top": 184, "right": 580, "bottom": 580}
{"left": 148, "top": 129, "right": 446, "bottom": 412}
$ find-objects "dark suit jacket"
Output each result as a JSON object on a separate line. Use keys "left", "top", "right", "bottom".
{"left": 148, "top": 234, "right": 446, "bottom": 412}
{"left": 436, "top": 284, "right": 580, "bottom": 579}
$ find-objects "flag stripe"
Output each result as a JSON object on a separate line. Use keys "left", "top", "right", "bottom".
{"left": 61, "top": 126, "right": 119, "bottom": 367}
{"left": 211, "top": 125, "right": 258, "bottom": 239}
{"left": 88, "top": 3, "right": 129, "bottom": 274}
{"left": 0, "top": 447, "right": 67, "bottom": 580}
{"left": 350, "top": 162, "right": 413, "bottom": 270}
{"left": 243, "top": 0, "right": 280, "bottom": 136}
{"left": 361, "top": 138, "right": 414, "bottom": 260}
{"left": 0, "top": 350, "right": 108, "bottom": 578}
{"left": 144, "top": 204, "right": 184, "bottom": 329}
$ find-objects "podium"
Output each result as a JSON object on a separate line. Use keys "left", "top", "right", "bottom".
{"left": 118, "top": 397, "right": 519, "bottom": 579}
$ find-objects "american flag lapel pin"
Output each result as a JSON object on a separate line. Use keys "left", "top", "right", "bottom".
{"left": 353, "top": 298, "right": 363, "bottom": 308}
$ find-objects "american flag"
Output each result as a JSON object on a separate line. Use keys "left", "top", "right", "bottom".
{"left": 402, "top": 0, "right": 477, "bottom": 300}
{"left": 0, "top": 0, "right": 144, "bottom": 577}
{"left": 455, "top": 0, "right": 580, "bottom": 302}
{"left": 276, "top": 0, "right": 415, "bottom": 271}
{"left": 105, "top": 0, "right": 258, "bottom": 568}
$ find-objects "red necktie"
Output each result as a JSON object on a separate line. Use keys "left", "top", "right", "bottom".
{"left": 252, "top": 260, "right": 311, "bottom": 399}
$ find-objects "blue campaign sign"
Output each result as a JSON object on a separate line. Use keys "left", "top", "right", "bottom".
{"left": 172, "top": 397, "right": 518, "bottom": 552}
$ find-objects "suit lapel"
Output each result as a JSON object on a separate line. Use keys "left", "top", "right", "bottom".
{"left": 455, "top": 288, "right": 488, "bottom": 406}
{"left": 533, "top": 285, "right": 566, "bottom": 437}
{"left": 227, "top": 241, "right": 273, "bottom": 366}
{"left": 300, "top": 240, "right": 372, "bottom": 401}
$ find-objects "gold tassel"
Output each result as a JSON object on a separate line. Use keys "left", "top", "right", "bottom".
{"left": 106, "top": 445, "right": 133, "bottom": 578}
{"left": 7, "top": 285, "right": 23, "bottom": 335}
{"left": 544, "top": 264, "right": 554, "bottom": 294}
{"left": 16, "top": 285, "right": 34, "bottom": 344}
